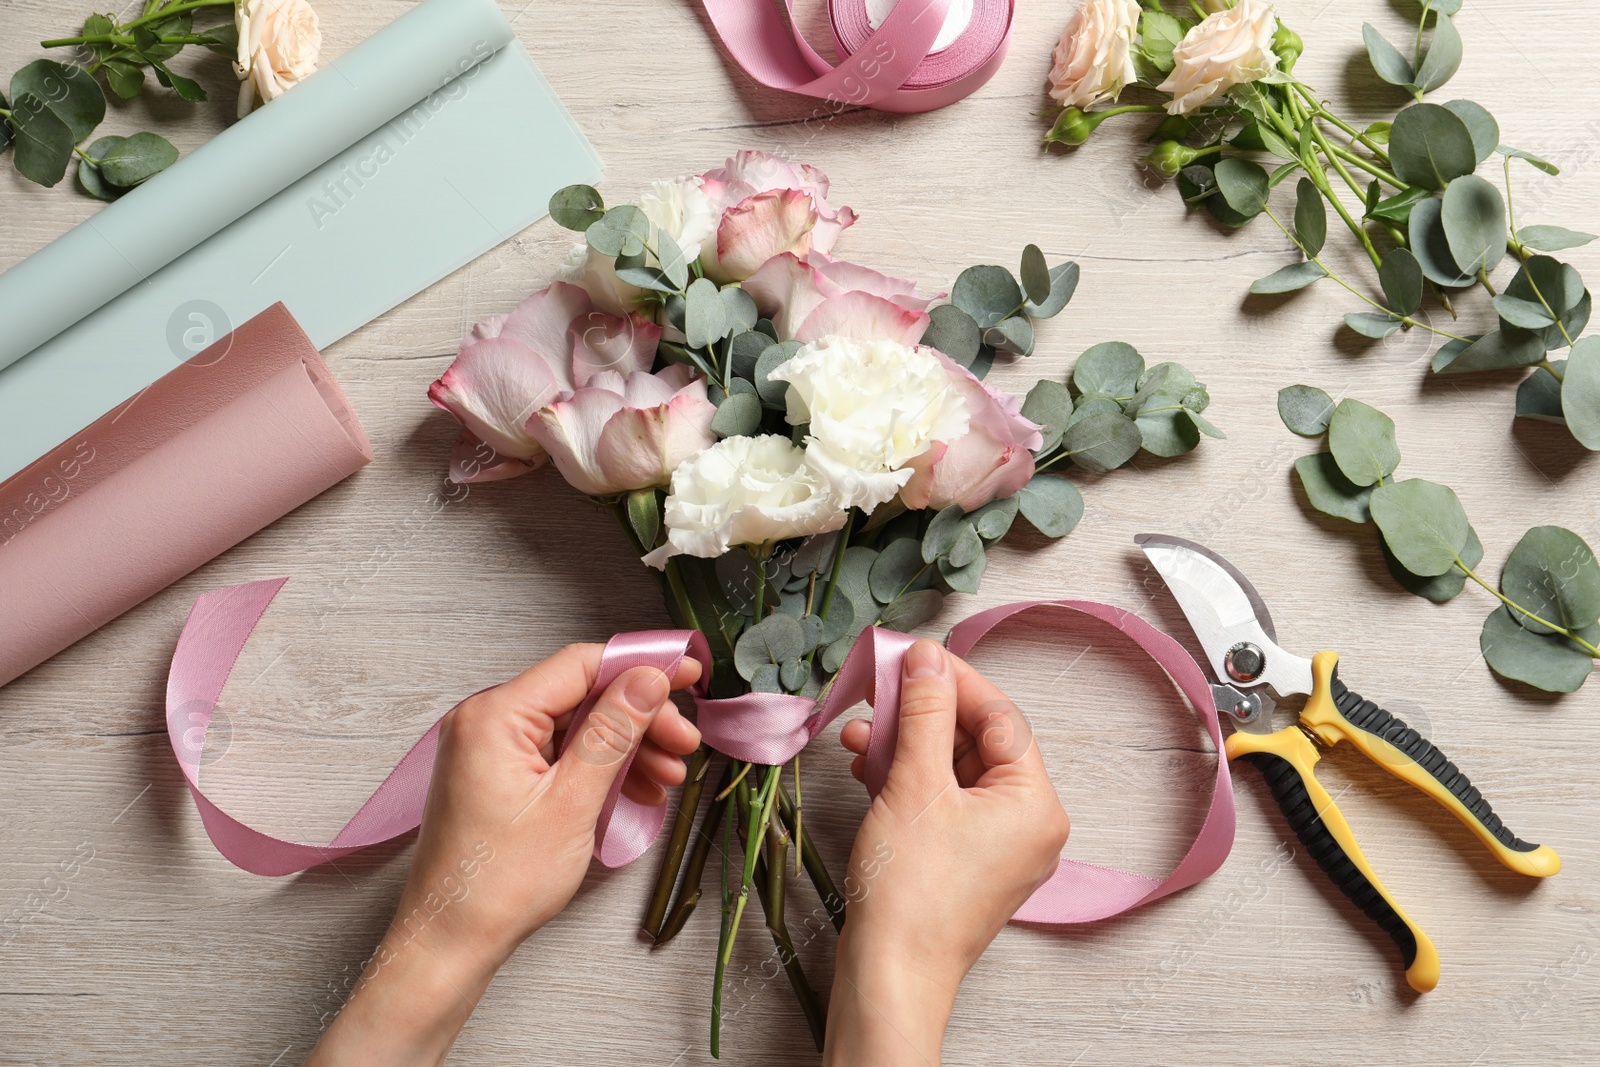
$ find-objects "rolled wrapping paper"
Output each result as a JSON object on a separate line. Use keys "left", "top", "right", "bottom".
{"left": 0, "top": 305, "right": 372, "bottom": 688}
{"left": 0, "top": 0, "right": 601, "bottom": 482}
{"left": 697, "top": 0, "right": 1013, "bottom": 113}
{"left": 164, "top": 581, "right": 1236, "bottom": 927}
{"left": 0, "top": 0, "right": 516, "bottom": 370}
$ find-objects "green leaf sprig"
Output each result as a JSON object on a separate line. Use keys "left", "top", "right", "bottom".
{"left": 1280, "top": 384, "right": 1599, "bottom": 692}
{"left": 1044, "top": 0, "right": 1600, "bottom": 450}
{"left": 3, "top": 1, "right": 239, "bottom": 195}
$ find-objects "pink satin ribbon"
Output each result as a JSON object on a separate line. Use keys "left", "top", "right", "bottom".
{"left": 697, "top": 0, "right": 1013, "bottom": 114}
{"left": 167, "top": 580, "right": 1235, "bottom": 923}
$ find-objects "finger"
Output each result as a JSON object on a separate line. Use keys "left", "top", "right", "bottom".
{"left": 849, "top": 754, "right": 866, "bottom": 784}
{"left": 886, "top": 640, "right": 958, "bottom": 795}
{"left": 629, "top": 738, "right": 689, "bottom": 790}
{"left": 839, "top": 718, "right": 871, "bottom": 756}
{"left": 645, "top": 698, "right": 702, "bottom": 757}
{"left": 498, "top": 644, "right": 703, "bottom": 733}
{"left": 551, "top": 666, "right": 672, "bottom": 821}
{"left": 949, "top": 654, "right": 1046, "bottom": 779}
{"left": 950, "top": 724, "right": 987, "bottom": 788}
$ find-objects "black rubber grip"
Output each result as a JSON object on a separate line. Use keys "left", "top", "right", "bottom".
{"left": 1242, "top": 750, "right": 1419, "bottom": 969}
{"left": 1329, "top": 673, "right": 1539, "bottom": 853}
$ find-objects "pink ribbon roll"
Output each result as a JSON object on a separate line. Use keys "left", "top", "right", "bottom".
{"left": 697, "top": 0, "right": 1013, "bottom": 114}
{"left": 165, "top": 580, "right": 1235, "bottom": 923}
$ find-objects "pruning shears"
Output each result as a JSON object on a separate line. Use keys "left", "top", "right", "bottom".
{"left": 1138, "top": 533, "right": 1561, "bottom": 993}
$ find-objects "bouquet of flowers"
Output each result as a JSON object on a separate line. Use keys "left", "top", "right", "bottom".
{"left": 1042, "top": 0, "right": 1599, "bottom": 451}
{"left": 427, "top": 151, "right": 1218, "bottom": 1052}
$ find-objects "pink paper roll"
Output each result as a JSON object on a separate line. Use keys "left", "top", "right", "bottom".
{"left": 0, "top": 303, "right": 372, "bottom": 687}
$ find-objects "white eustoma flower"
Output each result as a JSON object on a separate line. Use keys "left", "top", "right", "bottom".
{"left": 768, "top": 335, "right": 969, "bottom": 511}
{"left": 643, "top": 435, "right": 846, "bottom": 566}
{"left": 638, "top": 177, "right": 718, "bottom": 263}
{"left": 1047, "top": 0, "right": 1142, "bottom": 110}
{"left": 1158, "top": 0, "right": 1280, "bottom": 115}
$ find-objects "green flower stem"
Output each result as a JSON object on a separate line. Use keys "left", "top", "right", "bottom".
{"left": 751, "top": 544, "right": 770, "bottom": 621}
{"left": 716, "top": 759, "right": 754, "bottom": 800}
{"left": 1413, "top": 0, "right": 1435, "bottom": 71}
{"left": 1095, "top": 103, "right": 1169, "bottom": 119}
{"left": 1456, "top": 556, "right": 1600, "bottom": 658}
{"left": 713, "top": 764, "right": 782, "bottom": 1052}
{"left": 656, "top": 764, "right": 733, "bottom": 945}
{"left": 801, "top": 513, "right": 854, "bottom": 671}
{"left": 1539, "top": 359, "right": 1566, "bottom": 383}
{"left": 777, "top": 783, "right": 845, "bottom": 931}
{"left": 643, "top": 744, "right": 713, "bottom": 939}
{"left": 790, "top": 755, "right": 803, "bottom": 876}
{"left": 42, "top": 0, "right": 235, "bottom": 46}
{"left": 1185, "top": 0, "right": 1209, "bottom": 20}
{"left": 710, "top": 782, "right": 735, "bottom": 1058}
{"left": 1292, "top": 84, "right": 1393, "bottom": 165}
{"left": 753, "top": 821, "right": 828, "bottom": 1052}
{"left": 1325, "top": 142, "right": 1402, "bottom": 189}
{"left": 1501, "top": 157, "right": 1579, "bottom": 348}
{"left": 1305, "top": 126, "right": 1383, "bottom": 268}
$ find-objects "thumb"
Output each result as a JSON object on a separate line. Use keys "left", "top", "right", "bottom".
{"left": 885, "top": 640, "right": 958, "bottom": 797}
{"left": 551, "top": 666, "right": 671, "bottom": 823}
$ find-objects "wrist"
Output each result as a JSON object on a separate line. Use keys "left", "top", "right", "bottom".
{"left": 823, "top": 925, "right": 959, "bottom": 1067}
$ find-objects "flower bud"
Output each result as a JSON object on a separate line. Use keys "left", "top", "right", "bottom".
{"left": 1273, "top": 25, "right": 1303, "bottom": 71}
{"left": 1144, "top": 140, "right": 1201, "bottom": 179}
{"left": 1044, "top": 106, "right": 1110, "bottom": 147}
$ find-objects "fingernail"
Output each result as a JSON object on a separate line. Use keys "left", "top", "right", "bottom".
{"left": 621, "top": 668, "right": 670, "bottom": 713}
{"left": 905, "top": 640, "right": 945, "bottom": 679}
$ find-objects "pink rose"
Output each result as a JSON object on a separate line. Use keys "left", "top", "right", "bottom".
{"left": 428, "top": 281, "right": 667, "bottom": 483}
{"left": 741, "top": 251, "right": 934, "bottom": 346}
{"left": 528, "top": 364, "right": 717, "bottom": 496}
{"left": 900, "top": 355, "right": 1044, "bottom": 512}
{"left": 698, "top": 151, "right": 858, "bottom": 283}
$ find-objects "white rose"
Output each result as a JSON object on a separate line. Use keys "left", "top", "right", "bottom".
{"left": 638, "top": 177, "right": 718, "bottom": 263}
{"left": 643, "top": 435, "right": 846, "bottom": 566}
{"left": 1157, "top": 0, "right": 1280, "bottom": 115}
{"left": 235, "top": 0, "right": 322, "bottom": 119}
{"left": 1047, "top": 0, "right": 1141, "bottom": 110}
{"left": 768, "top": 335, "right": 969, "bottom": 511}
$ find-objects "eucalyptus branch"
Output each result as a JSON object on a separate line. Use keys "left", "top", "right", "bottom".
{"left": 1456, "top": 558, "right": 1600, "bottom": 658}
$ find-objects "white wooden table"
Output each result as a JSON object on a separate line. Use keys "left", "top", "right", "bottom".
{"left": 3, "top": 2, "right": 1598, "bottom": 1063}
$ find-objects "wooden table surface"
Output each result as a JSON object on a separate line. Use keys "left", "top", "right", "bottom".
{"left": 3, "top": 1, "right": 1598, "bottom": 1063}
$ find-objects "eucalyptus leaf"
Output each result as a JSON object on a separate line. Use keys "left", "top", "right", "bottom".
{"left": 1480, "top": 607, "right": 1595, "bottom": 693}
{"left": 878, "top": 589, "right": 944, "bottom": 633}
{"left": 1062, "top": 412, "right": 1143, "bottom": 473}
{"left": 1413, "top": 14, "right": 1462, "bottom": 92}
{"left": 1390, "top": 103, "right": 1476, "bottom": 190}
{"left": 1498, "top": 146, "right": 1559, "bottom": 176}
{"left": 1018, "top": 474, "right": 1083, "bottom": 537}
{"left": 819, "top": 591, "right": 855, "bottom": 644}
{"left": 947, "top": 524, "right": 984, "bottom": 570}
{"left": 1294, "top": 177, "right": 1326, "bottom": 256}
{"left": 1023, "top": 261, "right": 1080, "bottom": 318}
{"left": 0, "top": 90, "right": 11, "bottom": 152}
{"left": 1518, "top": 226, "right": 1596, "bottom": 253}
{"left": 1136, "top": 407, "right": 1201, "bottom": 457}
{"left": 755, "top": 341, "right": 802, "bottom": 406}
{"left": 1384, "top": 524, "right": 1482, "bottom": 602}
{"left": 1020, "top": 244, "right": 1051, "bottom": 304}
{"left": 728, "top": 330, "right": 772, "bottom": 380}
{"left": 1214, "top": 157, "right": 1270, "bottom": 219}
{"left": 1344, "top": 312, "right": 1402, "bottom": 339}
{"left": 1378, "top": 248, "right": 1424, "bottom": 316}
{"left": 1021, "top": 379, "right": 1075, "bottom": 452}
{"left": 613, "top": 253, "right": 676, "bottom": 293}
{"left": 1185, "top": 410, "right": 1225, "bottom": 439}
{"left": 1068, "top": 395, "right": 1124, "bottom": 428}
{"left": 821, "top": 635, "right": 854, "bottom": 674}
{"left": 1442, "top": 100, "right": 1499, "bottom": 163}
{"left": 549, "top": 184, "right": 605, "bottom": 232}
{"left": 971, "top": 494, "right": 1020, "bottom": 542}
{"left": 779, "top": 658, "right": 810, "bottom": 692}
{"left": 1435, "top": 328, "right": 1546, "bottom": 373}
{"left": 1278, "top": 384, "right": 1336, "bottom": 436}
{"left": 749, "top": 663, "right": 782, "bottom": 693}
{"left": 10, "top": 61, "right": 103, "bottom": 142}
{"left": 1328, "top": 399, "right": 1401, "bottom": 487}
{"left": 1515, "top": 362, "right": 1566, "bottom": 425}
{"left": 870, "top": 537, "right": 933, "bottom": 604}
{"left": 1492, "top": 295, "right": 1555, "bottom": 330}
{"left": 921, "top": 304, "right": 982, "bottom": 365}
{"left": 922, "top": 506, "right": 968, "bottom": 564}
{"left": 1562, "top": 338, "right": 1600, "bottom": 450}
{"left": 76, "top": 155, "right": 123, "bottom": 201}
{"left": 721, "top": 287, "right": 758, "bottom": 333}
{"left": 1505, "top": 257, "right": 1589, "bottom": 349}
{"left": 1409, "top": 197, "right": 1475, "bottom": 286}
{"left": 585, "top": 204, "right": 649, "bottom": 257}
{"left": 685, "top": 278, "right": 730, "bottom": 349}
{"left": 1294, "top": 452, "right": 1374, "bottom": 523}
{"left": 656, "top": 230, "right": 689, "bottom": 289}
{"left": 1370, "top": 478, "right": 1471, "bottom": 577}
{"left": 734, "top": 613, "right": 807, "bottom": 680}
{"left": 1439, "top": 175, "right": 1507, "bottom": 275}
{"left": 1361, "top": 23, "right": 1415, "bottom": 87}
{"left": 938, "top": 542, "right": 988, "bottom": 594}
{"left": 1230, "top": 122, "right": 1297, "bottom": 160}
{"left": 711, "top": 392, "right": 762, "bottom": 438}
{"left": 984, "top": 315, "right": 1034, "bottom": 356}
{"left": 9, "top": 94, "right": 74, "bottom": 187}
{"left": 1500, "top": 525, "right": 1600, "bottom": 635}
{"left": 1368, "top": 185, "right": 1430, "bottom": 225}
{"left": 1250, "top": 261, "right": 1326, "bottom": 294}
{"left": 1428, "top": 336, "right": 1472, "bottom": 372}
{"left": 952, "top": 265, "right": 1023, "bottom": 328}
{"left": 96, "top": 131, "right": 177, "bottom": 187}
{"left": 1073, "top": 341, "right": 1144, "bottom": 398}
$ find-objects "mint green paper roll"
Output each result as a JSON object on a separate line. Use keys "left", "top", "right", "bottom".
{"left": 0, "top": 0, "right": 601, "bottom": 482}
{"left": 0, "top": 0, "right": 514, "bottom": 370}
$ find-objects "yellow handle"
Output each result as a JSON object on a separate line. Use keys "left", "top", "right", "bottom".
{"left": 1227, "top": 725, "right": 1441, "bottom": 994}
{"left": 1300, "top": 652, "right": 1562, "bottom": 879}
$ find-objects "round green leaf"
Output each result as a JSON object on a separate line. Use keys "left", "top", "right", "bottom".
{"left": 1017, "top": 474, "right": 1083, "bottom": 537}
{"left": 1435, "top": 328, "right": 1546, "bottom": 373}
{"left": 1214, "top": 157, "right": 1270, "bottom": 218}
{"left": 952, "top": 265, "right": 1023, "bottom": 329}
{"left": 1562, "top": 337, "right": 1600, "bottom": 449}
{"left": 1294, "top": 452, "right": 1373, "bottom": 523}
{"left": 1250, "top": 261, "right": 1326, "bottom": 294}
{"left": 685, "top": 277, "right": 730, "bottom": 350}
{"left": 1020, "top": 244, "right": 1051, "bottom": 305}
{"left": 937, "top": 539, "right": 988, "bottom": 594}
{"left": 1413, "top": 14, "right": 1462, "bottom": 92}
{"left": 1023, "top": 261, "right": 1081, "bottom": 319}
{"left": 1493, "top": 294, "right": 1555, "bottom": 330}
{"left": 1021, "top": 379, "right": 1074, "bottom": 452}
{"left": 1500, "top": 525, "right": 1600, "bottom": 634}
{"left": 1480, "top": 607, "right": 1595, "bottom": 693}
{"left": 1277, "top": 384, "right": 1336, "bottom": 436}
{"left": 1361, "top": 23, "right": 1414, "bottom": 87}
{"left": 1378, "top": 248, "right": 1424, "bottom": 316}
{"left": 1442, "top": 100, "right": 1499, "bottom": 164}
{"left": 878, "top": 589, "right": 944, "bottom": 633}
{"left": 755, "top": 341, "right": 801, "bottom": 406}
{"left": 1518, "top": 225, "right": 1596, "bottom": 253}
{"left": 984, "top": 315, "right": 1034, "bottom": 356}
{"left": 710, "top": 392, "right": 761, "bottom": 439}
{"left": 1440, "top": 175, "right": 1507, "bottom": 276}
{"left": 1072, "top": 341, "right": 1144, "bottom": 398}
{"left": 1408, "top": 197, "right": 1475, "bottom": 287}
{"left": 734, "top": 613, "right": 806, "bottom": 680}
{"left": 1344, "top": 312, "right": 1402, "bottom": 339}
{"left": 921, "top": 506, "right": 968, "bottom": 564}
{"left": 1384, "top": 523, "right": 1482, "bottom": 602}
{"left": 10, "top": 60, "right": 104, "bottom": 142}
{"left": 1135, "top": 407, "right": 1200, "bottom": 457}
{"left": 96, "top": 131, "right": 177, "bottom": 187}
{"left": 921, "top": 304, "right": 981, "bottom": 365}
{"left": 1390, "top": 103, "right": 1477, "bottom": 190}
{"left": 549, "top": 184, "right": 604, "bottom": 231}
{"left": 1294, "top": 177, "right": 1327, "bottom": 256}
{"left": 8, "top": 93, "right": 75, "bottom": 187}
{"left": 1370, "top": 478, "right": 1471, "bottom": 577}
{"left": 1062, "top": 412, "right": 1143, "bottom": 473}
{"left": 585, "top": 204, "right": 648, "bottom": 257}
{"left": 971, "top": 494, "right": 1019, "bottom": 542}
{"left": 869, "top": 537, "right": 933, "bottom": 604}
{"left": 1516, "top": 362, "right": 1566, "bottom": 425}
{"left": 75, "top": 135, "right": 126, "bottom": 201}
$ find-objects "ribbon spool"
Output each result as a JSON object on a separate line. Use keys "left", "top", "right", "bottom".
{"left": 697, "top": 0, "right": 1015, "bottom": 114}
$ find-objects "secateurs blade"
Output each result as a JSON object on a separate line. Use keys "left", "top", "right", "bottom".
{"left": 1137, "top": 533, "right": 1561, "bottom": 994}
